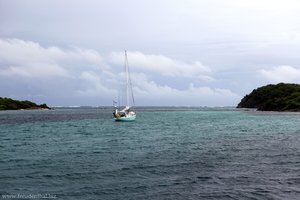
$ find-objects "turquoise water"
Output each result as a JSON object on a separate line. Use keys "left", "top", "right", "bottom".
{"left": 1, "top": 108, "right": 300, "bottom": 199}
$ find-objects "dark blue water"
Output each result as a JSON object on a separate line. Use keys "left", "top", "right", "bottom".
{"left": 1, "top": 108, "right": 300, "bottom": 199}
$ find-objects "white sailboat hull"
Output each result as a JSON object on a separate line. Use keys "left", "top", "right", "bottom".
{"left": 114, "top": 114, "right": 136, "bottom": 122}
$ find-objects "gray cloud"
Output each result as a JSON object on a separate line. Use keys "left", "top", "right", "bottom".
{"left": 0, "top": 38, "right": 241, "bottom": 106}
{"left": 259, "top": 65, "right": 300, "bottom": 83}
{"left": 1, "top": 0, "right": 300, "bottom": 106}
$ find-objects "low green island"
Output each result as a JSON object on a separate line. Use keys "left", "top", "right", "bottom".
{"left": 0, "top": 97, "right": 51, "bottom": 110}
{"left": 237, "top": 83, "right": 300, "bottom": 111}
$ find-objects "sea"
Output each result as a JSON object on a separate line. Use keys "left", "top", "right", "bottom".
{"left": 0, "top": 107, "right": 299, "bottom": 200}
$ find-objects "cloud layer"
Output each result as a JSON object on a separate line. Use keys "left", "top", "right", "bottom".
{"left": 0, "top": 38, "right": 240, "bottom": 106}
{"left": 2, "top": 0, "right": 300, "bottom": 106}
{"left": 109, "top": 51, "right": 213, "bottom": 81}
{"left": 259, "top": 65, "right": 300, "bottom": 83}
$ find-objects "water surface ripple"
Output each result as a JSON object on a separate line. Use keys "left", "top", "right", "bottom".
{"left": 0, "top": 108, "right": 300, "bottom": 199}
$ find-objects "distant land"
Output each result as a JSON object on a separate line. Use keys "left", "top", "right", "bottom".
{"left": 237, "top": 83, "right": 300, "bottom": 111}
{"left": 0, "top": 97, "right": 50, "bottom": 110}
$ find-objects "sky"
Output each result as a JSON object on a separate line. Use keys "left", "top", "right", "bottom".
{"left": 1, "top": 0, "right": 300, "bottom": 106}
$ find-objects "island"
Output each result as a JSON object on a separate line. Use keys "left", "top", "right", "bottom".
{"left": 0, "top": 97, "right": 51, "bottom": 110}
{"left": 237, "top": 83, "right": 300, "bottom": 111}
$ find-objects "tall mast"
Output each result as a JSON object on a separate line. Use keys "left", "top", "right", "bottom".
{"left": 125, "top": 50, "right": 130, "bottom": 106}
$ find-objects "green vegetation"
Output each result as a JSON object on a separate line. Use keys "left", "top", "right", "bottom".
{"left": 0, "top": 97, "right": 50, "bottom": 110}
{"left": 237, "top": 83, "right": 300, "bottom": 111}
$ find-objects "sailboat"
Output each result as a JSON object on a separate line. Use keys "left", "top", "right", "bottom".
{"left": 113, "top": 51, "right": 136, "bottom": 121}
